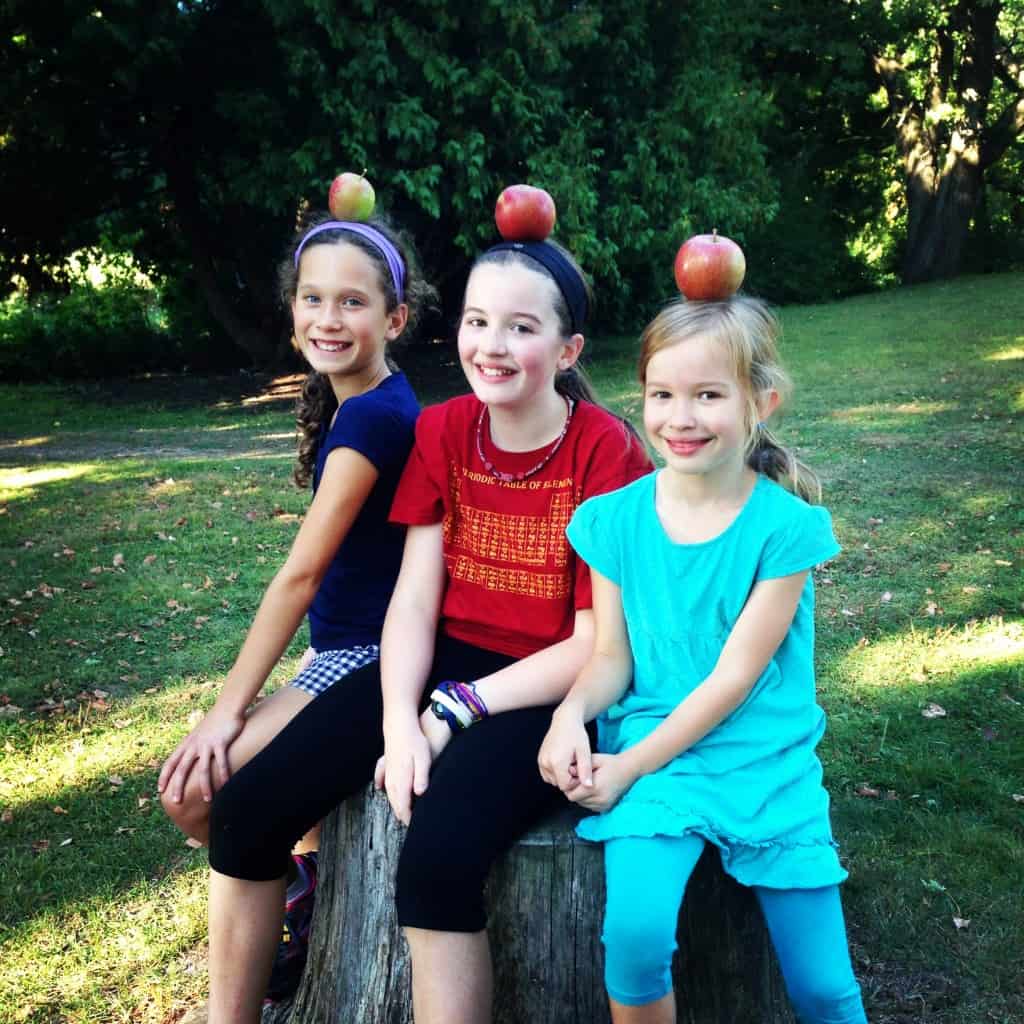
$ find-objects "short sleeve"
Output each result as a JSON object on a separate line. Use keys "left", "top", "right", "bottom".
{"left": 323, "top": 389, "right": 409, "bottom": 475}
{"left": 567, "top": 495, "right": 623, "bottom": 585}
{"left": 757, "top": 503, "right": 841, "bottom": 581}
{"left": 389, "top": 406, "right": 446, "bottom": 525}
{"left": 570, "top": 419, "right": 652, "bottom": 609}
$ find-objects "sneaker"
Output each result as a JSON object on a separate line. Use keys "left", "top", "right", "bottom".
{"left": 263, "top": 851, "right": 318, "bottom": 1005}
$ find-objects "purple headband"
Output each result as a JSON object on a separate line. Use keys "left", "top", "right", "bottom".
{"left": 294, "top": 221, "right": 406, "bottom": 302}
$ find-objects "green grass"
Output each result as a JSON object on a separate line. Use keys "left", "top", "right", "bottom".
{"left": 2, "top": 273, "right": 1023, "bottom": 1022}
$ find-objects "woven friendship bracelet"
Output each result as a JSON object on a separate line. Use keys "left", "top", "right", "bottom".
{"left": 429, "top": 680, "right": 489, "bottom": 733}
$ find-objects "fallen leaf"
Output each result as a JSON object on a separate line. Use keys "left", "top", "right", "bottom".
{"left": 855, "top": 784, "right": 881, "bottom": 798}
{"left": 962, "top": 585, "right": 981, "bottom": 594}
{"left": 1012, "top": 794, "right": 1024, "bottom": 803}
{"left": 185, "top": 837, "right": 203, "bottom": 849}
{"left": 881, "top": 591, "right": 893, "bottom": 603}
{"left": 924, "top": 601, "right": 939, "bottom": 616}
{"left": 994, "top": 559, "right": 1012, "bottom": 567}
{"left": 922, "top": 702, "right": 947, "bottom": 719}
{"left": 952, "top": 916, "right": 970, "bottom": 930}
{"left": 143, "top": 554, "right": 157, "bottom": 566}
{"left": 108, "top": 775, "right": 124, "bottom": 787}
{"left": 1, "top": 808, "right": 12, "bottom": 823}
{"left": 112, "top": 553, "right": 125, "bottom": 567}
{"left": 936, "top": 562, "right": 951, "bottom": 573}
{"left": 137, "top": 796, "right": 150, "bottom": 809}
{"left": 32, "top": 839, "right": 50, "bottom": 854}
{"left": 60, "top": 837, "right": 72, "bottom": 847}
{"left": 52, "top": 806, "right": 68, "bottom": 815}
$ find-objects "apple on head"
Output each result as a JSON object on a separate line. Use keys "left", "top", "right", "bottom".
{"left": 328, "top": 171, "right": 376, "bottom": 222}
{"left": 495, "top": 185, "right": 556, "bottom": 242}
{"left": 674, "top": 230, "right": 746, "bottom": 301}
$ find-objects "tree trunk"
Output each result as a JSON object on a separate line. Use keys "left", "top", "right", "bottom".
{"left": 262, "top": 785, "right": 796, "bottom": 1024}
{"left": 902, "top": 147, "right": 983, "bottom": 284}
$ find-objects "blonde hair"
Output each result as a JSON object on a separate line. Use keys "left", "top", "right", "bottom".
{"left": 638, "top": 296, "right": 822, "bottom": 503}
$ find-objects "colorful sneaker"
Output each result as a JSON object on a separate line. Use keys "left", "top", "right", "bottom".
{"left": 263, "top": 851, "right": 318, "bottom": 1005}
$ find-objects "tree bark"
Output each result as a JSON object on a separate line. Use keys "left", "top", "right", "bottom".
{"left": 262, "top": 785, "right": 796, "bottom": 1024}
{"left": 902, "top": 146, "right": 983, "bottom": 283}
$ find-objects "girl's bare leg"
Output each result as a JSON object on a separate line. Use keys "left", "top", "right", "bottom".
{"left": 405, "top": 927, "right": 492, "bottom": 1024}
{"left": 207, "top": 870, "right": 286, "bottom": 1024}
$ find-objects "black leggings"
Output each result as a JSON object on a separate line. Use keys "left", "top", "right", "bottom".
{"left": 208, "top": 635, "right": 567, "bottom": 932}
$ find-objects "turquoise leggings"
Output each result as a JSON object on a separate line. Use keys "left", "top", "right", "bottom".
{"left": 603, "top": 835, "right": 867, "bottom": 1023}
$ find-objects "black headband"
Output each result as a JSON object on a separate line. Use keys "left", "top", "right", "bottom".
{"left": 484, "top": 241, "right": 588, "bottom": 334}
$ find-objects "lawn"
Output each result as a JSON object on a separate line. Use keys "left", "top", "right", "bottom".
{"left": 1, "top": 273, "right": 1022, "bottom": 1023}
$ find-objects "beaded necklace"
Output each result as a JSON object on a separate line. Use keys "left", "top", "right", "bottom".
{"left": 475, "top": 396, "right": 575, "bottom": 483}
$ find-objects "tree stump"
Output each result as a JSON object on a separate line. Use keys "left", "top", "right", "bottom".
{"left": 263, "top": 784, "right": 796, "bottom": 1024}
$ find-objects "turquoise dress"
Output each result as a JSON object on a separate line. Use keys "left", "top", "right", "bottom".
{"left": 567, "top": 472, "right": 846, "bottom": 890}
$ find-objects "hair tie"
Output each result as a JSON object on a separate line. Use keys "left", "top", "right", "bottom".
{"left": 484, "top": 240, "right": 588, "bottom": 334}
{"left": 294, "top": 221, "right": 406, "bottom": 302}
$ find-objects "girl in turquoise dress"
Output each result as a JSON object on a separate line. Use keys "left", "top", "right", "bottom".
{"left": 539, "top": 296, "right": 867, "bottom": 1023}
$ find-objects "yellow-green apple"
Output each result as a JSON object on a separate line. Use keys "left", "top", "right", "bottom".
{"left": 674, "top": 231, "right": 746, "bottom": 301}
{"left": 495, "top": 185, "right": 556, "bottom": 242}
{"left": 328, "top": 172, "right": 375, "bottom": 222}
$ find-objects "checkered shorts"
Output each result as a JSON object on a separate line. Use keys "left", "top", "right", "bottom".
{"left": 289, "top": 645, "right": 380, "bottom": 698}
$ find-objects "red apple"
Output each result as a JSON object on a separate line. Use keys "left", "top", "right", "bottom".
{"left": 673, "top": 231, "right": 746, "bottom": 301}
{"left": 328, "top": 171, "right": 375, "bottom": 222}
{"left": 495, "top": 185, "right": 556, "bottom": 242}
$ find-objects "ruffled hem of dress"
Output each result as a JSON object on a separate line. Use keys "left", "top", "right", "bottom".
{"left": 576, "top": 804, "right": 848, "bottom": 890}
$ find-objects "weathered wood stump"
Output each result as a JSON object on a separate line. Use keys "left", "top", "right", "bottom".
{"left": 263, "top": 784, "right": 795, "bottom": 1023}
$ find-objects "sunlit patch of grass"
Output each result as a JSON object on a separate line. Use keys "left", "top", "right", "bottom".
{"left": 0, "top": 865, "right": 209, "bottom": 1024}
{"left": 985, "top": 345, "right": 1024, "bottom": 361}
{"left": 0, "top": 464, "right": 98, "bottom": 500}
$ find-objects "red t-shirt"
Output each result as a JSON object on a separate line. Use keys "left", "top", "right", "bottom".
{"left": 390, "top": 394, "right": 652, "bottom": 658}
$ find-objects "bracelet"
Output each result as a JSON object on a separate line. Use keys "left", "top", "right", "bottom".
{"left": 429, "top": 680, "right": 489, "bottom": 733}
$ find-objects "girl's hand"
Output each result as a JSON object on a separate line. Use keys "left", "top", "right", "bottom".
{"left": 157, "top": 705, "right": 245, "bottom": 804}
{"left": 538, "top": 706, "right": 593, "bottom": 793}
{"left": 374, "top": 723, "right": 432, "bottom": 826}
{"left": 568, "top": 752, "right": 636, "bottom": 813}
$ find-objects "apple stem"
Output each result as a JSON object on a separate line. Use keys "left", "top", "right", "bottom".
{"left": 713, "top": 228, "right": 718, "bottom": 242}
{"left": 361, "top": 167, "right": 367, "bottom": 179}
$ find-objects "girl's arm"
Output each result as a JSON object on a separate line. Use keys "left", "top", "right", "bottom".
{"left": 571, "top": 570, "right": 808, "bottom": 813}
{"left": 158, "top": 447, "right": 379, "bottom": 803}
{"left": 375, "top": 522, "right": 446, "bottom": 825}
{"left": 538, "top": 570, "right": 632, "bottom": 792}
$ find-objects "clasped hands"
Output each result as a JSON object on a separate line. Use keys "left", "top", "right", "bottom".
{"left": 537, "top": 707, "right": 635, "bottom": 813}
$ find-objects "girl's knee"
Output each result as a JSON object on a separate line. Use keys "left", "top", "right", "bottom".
{"left": 394, "top": 833, "right": 486, "bottom": 932}
{"left": 159, "top": 783, "right": 210, "bottom": 842}
{"left": 601, "top": 907, "right": 676, "bottom": 1007}
{"left": 206, "top": 780, "right": 289, "bottom": 881}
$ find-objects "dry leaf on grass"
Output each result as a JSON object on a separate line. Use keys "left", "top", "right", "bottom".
{"left": 921, "top": 702, "right": 947, "bottom": 719}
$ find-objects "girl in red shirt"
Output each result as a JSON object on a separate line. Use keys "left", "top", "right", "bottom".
{"left": 208, "top": 235, "right": 650, "bottom": 1023}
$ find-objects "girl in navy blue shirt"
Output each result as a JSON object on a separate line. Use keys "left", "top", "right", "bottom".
{"left": 158, "top": 211, "right": 431, "bottom": 1018}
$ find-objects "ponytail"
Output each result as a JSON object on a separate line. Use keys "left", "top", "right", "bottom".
{"left": 747, "top": 425, "right": 821, "bottom": 504}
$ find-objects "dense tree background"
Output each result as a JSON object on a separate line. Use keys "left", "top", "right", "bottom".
{"left": 1, "top": 0, "right": 1021, "bottom": 377}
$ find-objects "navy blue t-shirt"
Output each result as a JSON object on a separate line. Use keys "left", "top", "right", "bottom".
{"left": 307, "top": 372, "right": 419, "bottom": 651}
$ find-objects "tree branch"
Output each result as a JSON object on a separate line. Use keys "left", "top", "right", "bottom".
{"left": 980, "top": 94, "right": 1024, "bottom": 167}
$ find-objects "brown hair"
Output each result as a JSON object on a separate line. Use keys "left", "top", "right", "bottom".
{"left": 280, "top": 212, "right": 434, "bottom": 488}
{"left": 638, "top": 296, "right": 822, "bottom": 503}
